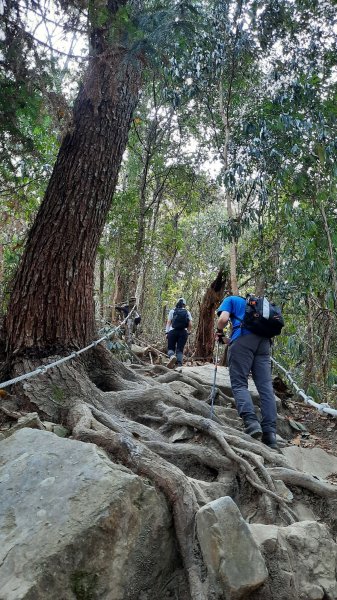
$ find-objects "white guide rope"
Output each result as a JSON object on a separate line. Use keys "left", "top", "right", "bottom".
{"left": 271, "top": 357, "right": 337, "bottom": 418}
{"left": 1, "top": 319, "right": 336, "bottom": 420}
{"left": 0, "top": 306, "right": 136, "bottom": 391}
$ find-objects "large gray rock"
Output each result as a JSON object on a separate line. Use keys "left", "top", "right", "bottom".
{"left": 281, "top": 446, "right": 337, "bottom": 479}
{"left": 182, "top": 365, "right": 281, "bottom": 409}
{"left": 0, "top": 429, "right": 179, "bottom": 600}
{"left": 196, "top": 496, "right": 268, "bottom": 599}
{"left": 250, "top": 520, "right": 337, "bottom": 600}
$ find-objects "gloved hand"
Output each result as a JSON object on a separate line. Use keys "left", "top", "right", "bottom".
{"left": 215, "top": 329, "right": 225, "bottom": 344}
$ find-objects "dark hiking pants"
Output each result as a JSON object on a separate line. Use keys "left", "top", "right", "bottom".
{"left": 167, "top": 329, "right": 188, "bottom": 365}
{"left": 228, "top": 334, "right": 277, "bottom": 433}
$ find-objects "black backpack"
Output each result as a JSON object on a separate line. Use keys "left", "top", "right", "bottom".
{"left": 172, "top": 308, "right": 189, "bottom": 330}
{"left": 237, "top": 295, "right": 284, "bottom": 338}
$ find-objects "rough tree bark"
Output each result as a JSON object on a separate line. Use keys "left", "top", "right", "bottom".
{"left": 194, "top": 268, "right": 230, "bottom": 359}
{"left": 3, "top": 0, "right": 143, "bottom": 358}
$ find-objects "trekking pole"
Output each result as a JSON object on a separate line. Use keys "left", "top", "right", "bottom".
{"left": 210, "top": 340, "right": 220, "bottom": 420}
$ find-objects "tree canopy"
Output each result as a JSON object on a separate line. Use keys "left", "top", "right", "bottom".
{"left": 0, "top": 0, "right": 336, "bottom": 394}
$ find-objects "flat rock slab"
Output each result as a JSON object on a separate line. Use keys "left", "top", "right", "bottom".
{"left": 196, "top": 496, "right": 267, "bottom": 599}
{"left": 281, "top": 446, "right": 337, "bottom": 479}
{"left": 182, "top": 365, "right": 259, "bottom": 399}
{"left": 0, "top": 429, "right": 177, "bottom": 600}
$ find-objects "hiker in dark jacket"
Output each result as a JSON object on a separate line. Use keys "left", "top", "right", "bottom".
{"left": 166, "top": 298, "right": 192, "bottom": 368}
{"left": 216, "top": 295, "right": 277, "bottom": 449}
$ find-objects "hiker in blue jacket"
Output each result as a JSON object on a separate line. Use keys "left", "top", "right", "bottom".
{"left": 216, "top": 295, "right": 277, "bottom": 449}
{"left": 166, "top": 298, "right": 192, "bottom": 368}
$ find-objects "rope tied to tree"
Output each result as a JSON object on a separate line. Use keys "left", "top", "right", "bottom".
{"left": 0, "top": 306, "right": 136, "bottom": 391}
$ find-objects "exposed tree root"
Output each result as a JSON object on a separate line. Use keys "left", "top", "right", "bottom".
{"left": 4, "top": 347, "right": 337, "bottom": 599}
{"left": 158, "top": 405, "right": 294, "bottom": 519}
{"left": 267, "top": 467, "right": 337, "bottom": 499}
{"left": 145, "top": 440, "right": 233, "bottom": 472}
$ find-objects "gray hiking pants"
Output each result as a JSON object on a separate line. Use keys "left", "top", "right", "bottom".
{"left": 228, "top": 334, "right": 277, "bottom": 433}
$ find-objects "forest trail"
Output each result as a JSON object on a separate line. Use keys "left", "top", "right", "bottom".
{"left": 133, "top": 353, "right": 337, "bottom": 458}
{"left": 183, "top": 363, "right": 337, "bottom": 458}
{"left": 278, "top": 393, "right": 337, "bottom": 458}
{"left": 1, "top": 353, "right": 337, "bottom": 600}
{"left": 186, "top": 363, "right": 337, "bottom": 457}
{"left": 1, "top": 0, "right": 336, "bottom": 596}
{"left": 1, "top": 358, "right": 336, "bottom": 456}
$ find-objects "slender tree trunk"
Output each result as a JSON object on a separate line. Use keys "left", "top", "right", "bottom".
{"left": 319, "top": 202, "right": 337, "bottom": 310}
{"left": 194, "top": 268, "right": 230, "bottom": 359}
{"left": 229, "top": 238, "right": 239, "bottom": 295}
{"left": 3, "top": 8, "right": 143, "bottom": 357}
{"left": 303, "top": 294, "right": 315, "bottom": 391}
{"left": 219, "top": 79, "right": 238, "bottom": 296}
{"left": 110, "top": 236, "right": 121, "bottom": 322}
{"left": 320, "top": 309, "right": 334, "bottom": 386}
{"left": 131, "top": 118, "right": 158, "bottom": 297}
{"left": 255, "top": 274, "right": 266, "bottom": 296}
{"left": 136, "top": 184, "right": 163, "bottom": 313}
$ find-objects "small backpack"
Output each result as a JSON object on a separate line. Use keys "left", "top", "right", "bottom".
{"left": 172, "top": 308, "right": 189, "bottom": 330}
{"left": 238, "top": 295, "right": 284, "bottom": 338}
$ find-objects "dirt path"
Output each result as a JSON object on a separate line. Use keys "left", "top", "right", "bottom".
{"left": 282, "top": 398, "right": 337, "bottom": 457}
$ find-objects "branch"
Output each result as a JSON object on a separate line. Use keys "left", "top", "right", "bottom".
{"left": 8, "top": 19, "right": 88, "bottom": 60}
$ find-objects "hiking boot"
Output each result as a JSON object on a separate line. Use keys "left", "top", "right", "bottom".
{"left": 167, "top": 355, "right": 177, "bottom": 369}
{"left": 262, "top": 431, "right": 278, "bottom": 449}
{"left": 244, "top": 420, "right": 262, "bottom": 439}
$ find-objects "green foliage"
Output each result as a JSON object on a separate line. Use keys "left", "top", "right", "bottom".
{"left": 1, "top": 0, "right": 337, "bottom": 399}
{"left": 88, "top": 2, "right": 111, "bottom": 28}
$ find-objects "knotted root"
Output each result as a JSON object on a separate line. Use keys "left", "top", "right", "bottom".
{"left": 158, "top": 404, "right": 295, "bottom": 520}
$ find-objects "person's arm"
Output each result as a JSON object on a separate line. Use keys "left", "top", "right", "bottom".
{"left": 215, "top": 310, "right": 230, "bottom": 342}
{"left": 166, "top": 310, "right": 173, "bottom": 333}
{"left": 187, "top": 311, "right": 192, "bottom": 333}
{"left": 217, "top": 311, "right": 230, "bottom": 330}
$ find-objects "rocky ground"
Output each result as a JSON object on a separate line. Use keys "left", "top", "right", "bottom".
{"left": 1, "top": 367, "right": 336, "bottom": 456}
{"left": 133, "top": 340, "right": 337, "bottom": 458}
{"left": 1, "top": 349, "right": 337, "bottom": 600}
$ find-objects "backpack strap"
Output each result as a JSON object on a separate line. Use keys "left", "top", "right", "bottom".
{"left": 230, "top": 313, "right": 244, "bottom": 335}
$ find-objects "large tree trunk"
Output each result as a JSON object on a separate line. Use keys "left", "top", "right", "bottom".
{"left": 3, "top": 3, "right": 142, "bottom": 358}
{"left": 194, "top": 268, "right": 230, "bottom": 359}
